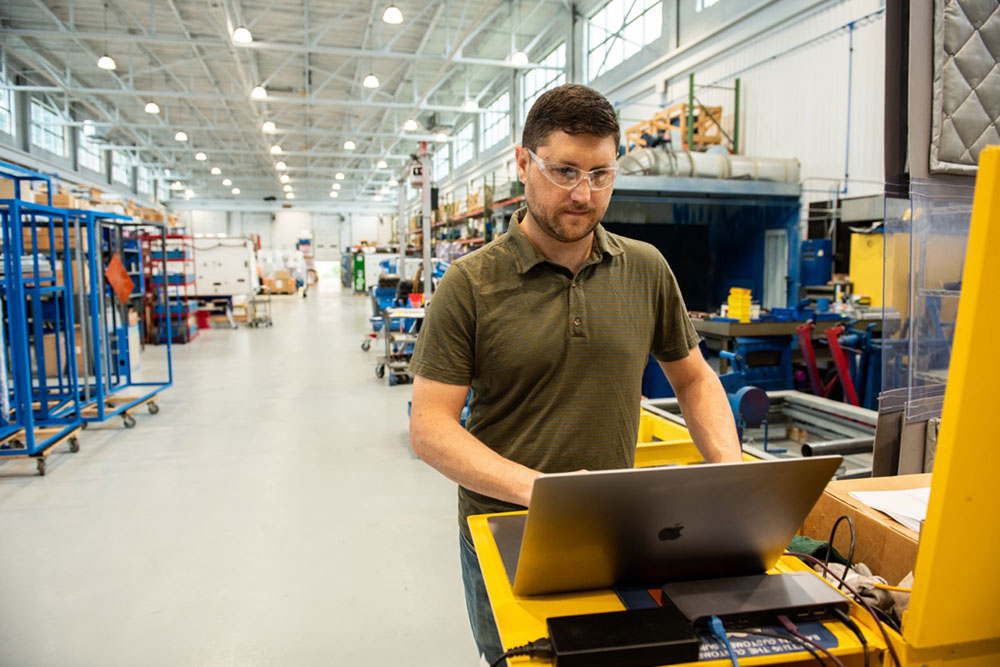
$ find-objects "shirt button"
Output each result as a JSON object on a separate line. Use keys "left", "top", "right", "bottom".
{"left": 573, "top": 317, "right": 582, "bottom": 326}
{"left": 571, "top": 282, "right": 578, "bottom": 288}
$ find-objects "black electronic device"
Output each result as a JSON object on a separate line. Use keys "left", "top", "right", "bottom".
{"left": 545, "top": 602, "right": 700, "bottom": 667}
{"left": 662, "top": 572, "right": 850, "bottom": 630}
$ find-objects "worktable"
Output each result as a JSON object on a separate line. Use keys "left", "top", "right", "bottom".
{"left": 691, "top": 317, "right": 845, "bottom": 373}
{"left": 469, "top": 511, "right": 888, "bottom": 666}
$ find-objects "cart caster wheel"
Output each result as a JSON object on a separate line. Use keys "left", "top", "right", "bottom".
{"left": 375, "top": 364, "right": 385, "bottom": 379}
{"left": 361, "top": 340, "right": 371, "bottom": 351}
{"left": 147, "top": 402, "right": 160, "bottom": 415}
{"left": 36, "top": 458, "right": 46, "bottom": 476}
{"left": 123, "top": 414, "right": 137, "bottom": 429}
{"left": 81, "top": 422, "right": 88, "bottom": 430}
{"left": 69, "top": 437, "right": 80, "bottom": 453}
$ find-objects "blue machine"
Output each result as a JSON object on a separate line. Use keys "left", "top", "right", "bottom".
{"left": 800, "top": 239, "right": 833, "bottom": 287}
{"left": 836, "top": 321, "right": 882, "bottom": 411}
{"left": 729, "top": 336, "right": 794, "bottom": 391}
{"left": 718, "top": 350, "right": 781, "bottom": 452}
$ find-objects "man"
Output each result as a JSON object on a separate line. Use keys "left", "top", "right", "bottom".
{"left": 409, "top": 84, "right": 741, "bottom": 663}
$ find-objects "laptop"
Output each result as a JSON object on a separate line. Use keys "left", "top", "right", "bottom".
{"left": 486, "top": 456, "right": 842, "bottom": 596}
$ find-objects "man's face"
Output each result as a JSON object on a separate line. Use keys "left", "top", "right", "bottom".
{"left": 515, "top": 130, "right": 618, "bottom": 243}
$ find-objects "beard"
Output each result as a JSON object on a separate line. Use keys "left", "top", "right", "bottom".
{"left": 524, "top": 196, "right": 604, "bottom": 244}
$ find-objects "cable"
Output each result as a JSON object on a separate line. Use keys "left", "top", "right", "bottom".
{"left": 824, "top": 515, "right": 856, "bottom": 590}
{"left": 778, "top": 615, "right": 844, "bottom": 667}
{"left": 708, "top": 615, "right": 740, "bottom": 667}
{"left": 872, "top": 583, "right": 912, "bottom": 593}
{"left": 785, "top": 551, "right": 901, "bottom": 667}
{"left": 831, "top": 607, "right": 869, "bottom": 667}
{"left": 734, "top": 630, "right": 826, "bottom": 666}
{"left": 489, "top": 638, "right": 552, "bottom": 667}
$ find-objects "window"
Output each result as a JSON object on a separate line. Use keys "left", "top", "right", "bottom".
{"left": 78, "top": 121, "right": 104, "bottom": 173}
{"left": 480, "top": 92, "right": 510, "bottom": 153}
{"left": 30, "top": 99, "right": 67, "bottom": 157}
{"left": 432, "top": 145, "right": 450, "bottom": 182}
{"left": 522, "top": 44, "right": 567, "bottom": 119}
{"left": 0, "top": 82, "right": 13, "bottom": 136}
{"left": 587, "top": 0, "right": 662, "bottom": 81}
{"left": 137, "top": 165, "right": 154, "bottom": 196}
{"left": 454, "top": 123, "right": 475, "bottom": 168}
{"left": 111, "top": 150, "right": 132, "bottom": 186}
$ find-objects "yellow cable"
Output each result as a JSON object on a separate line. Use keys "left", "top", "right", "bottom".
{"left": 872, "top": 583, "right": 912, "bottom": 593}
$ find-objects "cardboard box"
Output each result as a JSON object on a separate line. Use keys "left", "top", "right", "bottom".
{"left": 274, "top": 269, "right": 292, "bottom": 281}
{"left": 128, "top": 309, "right": 139, "bottom": 326}
{"left": 800, "top": 474, "right": 930, "bottom": 586}
{"left": 35, "top": 193, "right": 80, "bottom": 209}
{"left": 23, "top": 228, "right": 87, "bottom": 252}
{"left": 41, "top": 327, "right": 85, "bottom": 378}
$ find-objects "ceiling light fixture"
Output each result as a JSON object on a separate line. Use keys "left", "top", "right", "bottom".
{"left": 232, "top": 26, "right": 253, "bottom": 43}
{"left": 210, "top": 167, "right": 221, "bottom": 175}
{"left": 195, "top": 152, "right": 207, "bottom": 161}
{"left": 279, "top": 174, "right": 290, "bottom": 184}
{"left": 382, "top": 5, "right": 403, "bottom": 24}
{"left": 97, "top": 54, "right": 117, "bottom": 70}
{"left": 335, "top": 172, "right": 345, "bottom": 180}
{"left": 363, "top": 74, "right": 380, "bottom": 89}
{"left": 275, "top": 161, "right": 287, "bottom": 170}
{"left": 332, "top": 183, "right": 341, "bottom": 190}
{"left": 184, "top": 188, "right": 194, "bottom": 199}
{"left": 232, "top": 187, "right": 241, "bottom": 195}
{"left": 344, "top": 140, "right": 356, "bottom": 150}
{"left": 262, "top": 121, "right": 277, "bottom": 133}
{"left": 283, "top": 184, "right": 293, "bottom": 192}
{"left": 461, "top": 98, "right": 479, "bottom": 112}
{"left": 251, "top": 86, "right": 268, "bottom": 100}
{"left": 330, "top": 191, "right": 339, "bottom": 198}
{"left": 285, "top": 193, "right": 295, "bottom": 200}
{"left": 270, "top": 144, "right": 282, "bottom": 154}
{"left": 174, "top": 131, "right": 188, "bottom": 142}
{"left": 144, "top": 101, "right": 160, "bottom": 114}
{"left": 403, "top": 118, "right": 418, "bottom": 132}
{"left": 222, "top": 178, "right": 232, "bottom": 186}
{"left": 170, "top": 181, "right": 183, "bottom": 190}
{"left": 510, "top": 51, "right": 529, "bottom": 67}
{"left": 376, "top": 159, "right": 388, "bottom": 169}
{"left": 434, "top": 132, "right": 448, "bottom": 142}
{"left": 389, "top": 179, "right": 398, "bottom": 186}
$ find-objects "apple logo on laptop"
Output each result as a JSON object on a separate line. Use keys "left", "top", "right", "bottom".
{"left": 658, "top": 523, "right": 684, "bottom": 541}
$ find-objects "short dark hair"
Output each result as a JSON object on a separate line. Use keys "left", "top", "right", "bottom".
{"left": 522, "top": 84, "right": 620, "bottom": 151}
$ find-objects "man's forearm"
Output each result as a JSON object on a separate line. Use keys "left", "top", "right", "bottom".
{"left": 674, "top": 373, "right": 742, "bottom": 463}
{"left": 410, "top": 412, "right": 540, "bottom": 507}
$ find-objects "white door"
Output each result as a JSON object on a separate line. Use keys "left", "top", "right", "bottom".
{"left": 764, "top": 229, "right": 789, "bottom": 310}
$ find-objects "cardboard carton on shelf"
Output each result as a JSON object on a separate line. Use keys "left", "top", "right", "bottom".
{"left": 22, "top": 227, "right": 88, "bottom": 252}
{"left": 39, "top": 326, "right": 86, "bottom": 378}
{"left": 34, "top": 192, "right": 81, "bottom": 209}
{"left": 800, "top": 473, "right": 930, "bottom": 586}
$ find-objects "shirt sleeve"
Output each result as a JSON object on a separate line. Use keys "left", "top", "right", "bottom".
{"left": 409, "top": 263, "right": 476, "bottom": 385}
{"left": 650, "top": 253, "right": 701, "bottom": 363}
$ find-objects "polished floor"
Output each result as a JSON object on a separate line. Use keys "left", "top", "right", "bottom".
{"left": 0, "top": 282, "right": 477, "bottom": 666}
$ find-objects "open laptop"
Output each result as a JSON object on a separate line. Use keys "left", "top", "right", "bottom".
{"left": 487, "top": 456, "right": 842, "bottom": 596}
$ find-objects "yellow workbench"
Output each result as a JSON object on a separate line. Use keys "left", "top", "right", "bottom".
{"left": 636, "top": 409, "right": 758, "bottom": 467}
{"left": 470, "top": 511, "right": 888, "bottom": 666}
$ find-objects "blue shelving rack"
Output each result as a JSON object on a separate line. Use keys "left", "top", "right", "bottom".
{"left": 0, "top": 162, "right": 83, "bottom": 475}
{"left": 72, "top": 213, "right": 173, "bottom": 427}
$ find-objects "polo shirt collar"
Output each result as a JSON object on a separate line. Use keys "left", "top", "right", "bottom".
{"left": 507, "top": 206, "right": 624, "bottom": 275}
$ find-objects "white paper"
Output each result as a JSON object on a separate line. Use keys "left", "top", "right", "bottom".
{"left": 849, "top": 487, "right": 931, "bottom": 533}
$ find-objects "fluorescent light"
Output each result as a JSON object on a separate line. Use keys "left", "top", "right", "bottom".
{"left": 275, "top": 161, "right": 287, "bottom": 170}
{"left": 332, "top": 183, "right": 341, "bottom": 190}
{"left": 170, "top": 181, "right": 183, "bottom": 190}
{"left": 461, "top": 98, "right": 479, "bottom": 112}
{"left": 344, "top": 140, "right": 356, "bottom": 150}
{"left": 335, "top": 172, "right": 345, "bottom": 180}
{"left": 363, "top": 74, "right": 380, "bottom": 89}
{"left": 434, "top": 132, "right": 448, "bottom": 142}
{"left": 382, "top": 5, "right": 403, "bottom": 24}
{"left": 144, "top": 101, "right": 160, "bottom": 114}
{"left": 279, "top": 174, "right": 290, "bottom": 184}
{"left": 270, "top": 144, "right": 282, "bottom": 154}
{"left": 261, "top": 120, "right": 277, "bottom": 133}
{"left": 403, "top": 118, "right": 418, "bottom": 131}
{"left": 329, "top": 191, "right": 339, "bottom": 198}
{"left": 285, "top": 192, "right": 295, "bottom": 200}
{"left": 510, "top": 51, "right": 529, "bottom": 67}
{"left": 231, "top": 187, "right": 241, "bottom": 195}
{"left": 195, "top": 152, "right": 207, "bottom": 161}
{"left": 210, "top": 167, "right": 221, "bottom": 175}
{"left": 222, "top": 178, "right": 232, "bottom": 186}
{"left": 251, "top": 86, "right": 268, "bottom": 100}
{"left": 377, "top": 159, "right": 388, "bottom": 169}
{"left": 184, "top": 188, "right": 194, "bottom": 198}
{"left": 232, "top": 26, "right": 253, "bottom": 43}
{"left": 97, "top": 54, "right": 117, "bottom": 70}
{"left": 283, "top": 184, "right": 293, "bottom": 192}
{"left": 174, "top": 131, "right": 188, "bottom": 142}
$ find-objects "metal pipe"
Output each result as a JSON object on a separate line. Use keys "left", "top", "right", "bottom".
{"left": 801, "top": 437, "right": 874, "bottom": 457}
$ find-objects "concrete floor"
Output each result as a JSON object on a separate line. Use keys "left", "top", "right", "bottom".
{"left": 0, "top": 282, "right": 477, "bottom": 666}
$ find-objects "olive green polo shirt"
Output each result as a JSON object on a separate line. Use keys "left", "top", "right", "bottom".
{"left": 410, "top": 208, "right": 699, "bottom": 540}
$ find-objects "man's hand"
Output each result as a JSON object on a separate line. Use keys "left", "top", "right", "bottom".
{"left": 410, "top": 375, "right": 542, "bottom": 506}
{"left": 657, "top": 351, "right": 742, "bottom": 463}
